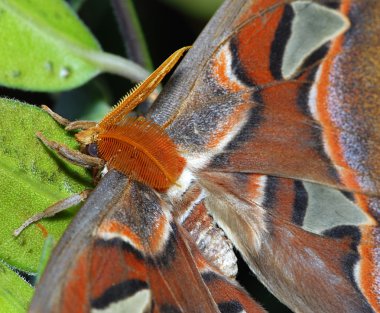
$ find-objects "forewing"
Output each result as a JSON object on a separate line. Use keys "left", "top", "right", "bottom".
{"left": 151, "top": 0, "right": 380, "bottom": 197}
{"left": 30, "top": 171, "right": 264, "bottom": 313}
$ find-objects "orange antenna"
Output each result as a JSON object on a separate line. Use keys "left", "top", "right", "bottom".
{"left": 99, "top": 46, "right": 191, "bottom": 128}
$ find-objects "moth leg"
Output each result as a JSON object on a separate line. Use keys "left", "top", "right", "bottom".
{"left": 13, "top": 190, "right": 91, "bottom": 237}
{"left": 41, "top": 105, "right": 70, "bottom": 126}
{"left": 41, "top": 105, "right": 97, "bottom": 130}
{"left": 37, "top": 132, "right": 104, "bottom": 169}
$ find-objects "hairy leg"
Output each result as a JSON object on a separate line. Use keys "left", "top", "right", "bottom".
{"left": 14, "top": 190, "right": 91, "bottom": 237}
{"left": 41, "top": 105, "right": 97, "bottom": 130}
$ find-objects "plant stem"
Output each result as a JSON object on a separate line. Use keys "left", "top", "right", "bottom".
{"left": 110, "top": 0, "right": 154, "bottom": 71}
{"left": 83, "top": 50, "right": 150, "bottom": 83}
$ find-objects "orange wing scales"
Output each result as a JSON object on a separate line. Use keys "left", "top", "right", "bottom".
{"left": 98, "top": 118, "right": 185, "bottom": 190}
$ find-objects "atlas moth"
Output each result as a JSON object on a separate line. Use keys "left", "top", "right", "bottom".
{"left": 16, "top": 0, "right": 380, "bottom": 312}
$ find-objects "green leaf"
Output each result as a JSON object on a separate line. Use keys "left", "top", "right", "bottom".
{"left": 0, "top": 98, "right": 92, "bottom": 272}
{"left": 0, "top": 0, "right": 101, "bottom": 91}
{"left": 0, "top": 262, "right": 33, "bottom": 313}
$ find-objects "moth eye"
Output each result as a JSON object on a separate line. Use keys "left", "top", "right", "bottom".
{"left": 87, "top": 143, "right": 98, "bottom": 157}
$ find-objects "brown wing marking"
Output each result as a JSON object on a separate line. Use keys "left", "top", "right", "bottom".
{"left": 201, "top": 170, "right": 378, "bottom": 312}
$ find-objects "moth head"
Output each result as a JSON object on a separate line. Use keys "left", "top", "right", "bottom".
{"left": 75, "top": 127, "right": 101, "bottom": 146}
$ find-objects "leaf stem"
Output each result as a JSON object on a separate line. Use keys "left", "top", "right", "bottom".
{"left": 110, "top": 0, "right": 154, "bottom": 71}
{"left": 83, "top": 50, "right": 150, "bottom": 83}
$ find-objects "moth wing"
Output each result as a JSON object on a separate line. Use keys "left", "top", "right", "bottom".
{"left": 152, "top": 0, "right": 379, "bottom": 197}
{"left": 30, "top": 171, "right": 264, "bottom": 313}
{"left": 201, "top": 171, "right": 377, "bottom": 312}
{"left": 149, "top": 0, "right": 380, "bottom": 312}
{"left": 205, "top": 0, "right": 380, "bottom": 198}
